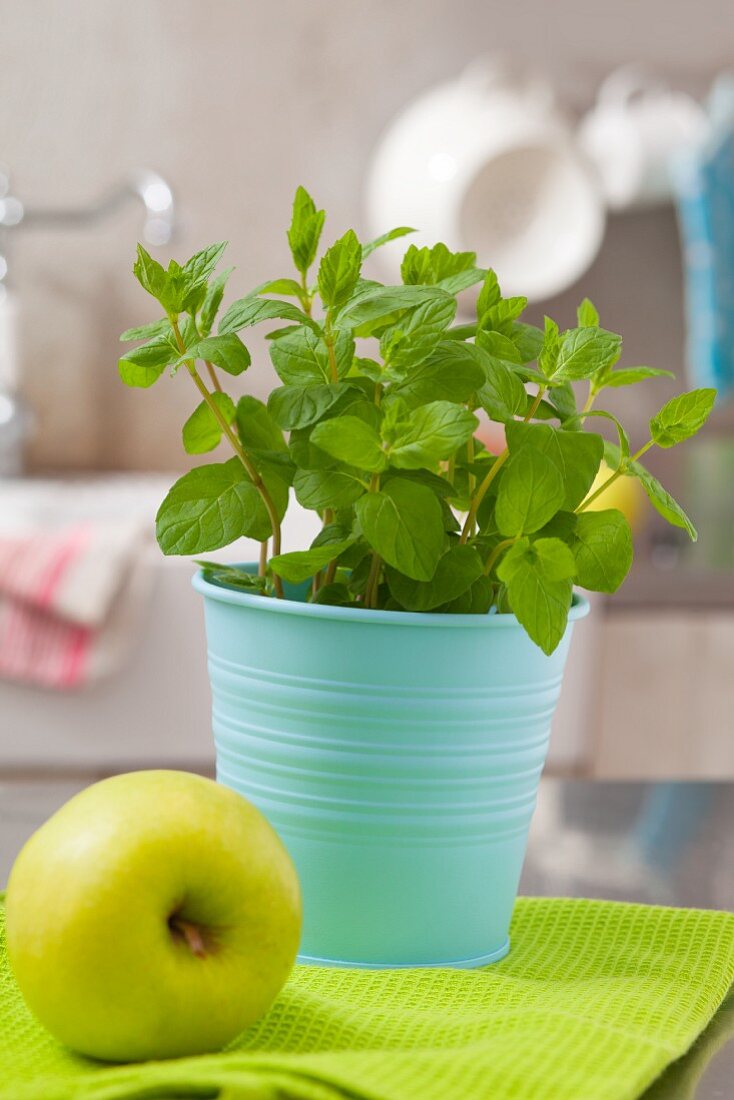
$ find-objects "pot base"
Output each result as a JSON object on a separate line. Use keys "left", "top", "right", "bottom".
{"left": 297, "top": 938, "right": 510, "bottom": 970}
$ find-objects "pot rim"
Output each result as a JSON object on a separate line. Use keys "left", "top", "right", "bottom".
{"left": 193, "top": 565, "right": 590, "bottom": 631}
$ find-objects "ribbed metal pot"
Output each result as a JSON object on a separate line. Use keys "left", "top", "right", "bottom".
{"left": 193, "top": 568, "right": 588, "bottom": 968}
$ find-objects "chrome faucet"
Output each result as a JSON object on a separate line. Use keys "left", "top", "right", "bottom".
{"left": 0, "top": 167, "right": 175, "bottom": 474}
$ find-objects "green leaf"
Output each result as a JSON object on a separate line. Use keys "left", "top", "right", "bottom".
{"left": 355, "top": 478, "right": 444, "bottom": 581}
{"left": 133, "top": 245, "right": 169, "bottom": 303}
{"left": 119, "top": 318, "right": 171, "bottom": 342}
{"left": 236, "top": 396, "right": 286, "bottom": 453}
{"left": 576, "top": 298, "right": 599, "bottom": 327}
{"left": 313, "top": 583, "right": 353, "bottom": 606}
{"left": 572, "top": 509, "right": 633, "bottom": 593}
{"left": 328, "top": 327, "right": 356, "bottom": 378}
{"left": 338, "top": 284, "right": 448, "bottom": 328}
{"left": 270, "top": 540, "right": 355, "bottom": 584}
{"left": 155, "top": 459, "right": 269, "bottom": 554}
{"left": 311, "top": 416, "right": 387, "bottom": 472}
{"left": 386, "top": 545, "right": 484, "bottom": 611}
{"left": 268, "top": 383, "right": 349, "bottom": 430}
{"left": 475, "top": 355, "right": 528, "bottom": 423}
{"left": 181, "top": 334, "right": 251, "bottom": 376}
{"left": 436, "top": 268, "right": 486, "bottom": 294}
{"left": 379, "top": 292, "right": 456, "bottom": 370}
{"left": 182, "top": 393, "right": 235, "bottom": 454}
{"left": 287, "top": 186, "right": 325, "bottom": 274}
{"left": 293, "top": 467, "right": 365, "bottom": 510}
{"left": 475, "top": 329, "right": 522, "bottom": 363}
{"left": 182, "top": 242, "right": 227, "bottom": 285}
{"left": 218, "top": 296, "right": 308, "bottom": 335}
{"left": 552, "top": 327, "right": 622, "bottom": 382}
{"left": 362, "top": 226, "right": 416, "bottom": 259}
{"left": 389, "top": 402, "right": 477, "bottom": 469}
{"left": 545, "top": 382, "right": 577, "bottom": 422}
{"left": 538, "top": 316, "right": 560, "bottom": 378}
{"left": 649, "top": 388, "right": 716, "bottom": 448}
{"left": 497, "top": 537, "right": 574, "bottom": 655}
{"left": 256, "top": 278, "right": 305, "bottom": 298}
{"left": 511, "top": 322, "right": 545, "bottom": 363}
{"left": 604, "top": 440, "right": 698, "bottom": 540}
{"left": 401, "top": 243, "right": 476, "bottom": 286}
{"left": 270, "top": 326, "right": 331, "bottom": 384}
{"left": 603, "top": 366, "right": 675, "bottom": 388}
{"left": 318, "top": 229, "right": 362, "bottom": 310}
{"left": 435, "top": 574, "right": 494, "bottom": 614}
{"left": 199, "top": 267, "right": 234, "bottom": 336}
{"left": 479, "top": 296, "right": 528, "bottom": 336}
{"left": 392, "top": 341, "right": 485, "bottom": 406}
{"left": 476, "top": 269, "right": 501, "bottom": 319}
{"left": 118, "top": 335, "right": 176, "bottom": 388}
{"left": 495, "top": 446, "right": 565, "bottom": 536}
{"left": 505, "top": 421, "right": 604, "bottom": 511}
{"left": 195, "top": 562, "right": 267, "bottom": 593}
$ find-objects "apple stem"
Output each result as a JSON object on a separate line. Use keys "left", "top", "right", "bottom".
{"left": 171, "top": 917, "right": 207, "bottom": 958}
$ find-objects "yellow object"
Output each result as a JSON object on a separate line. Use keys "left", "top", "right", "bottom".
{"left": 584, "top": 461, "right": 646, "bottom": 530}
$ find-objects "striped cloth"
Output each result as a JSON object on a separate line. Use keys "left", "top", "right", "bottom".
{"left": 0, "top": 521, "right": 147, "bottom": 689}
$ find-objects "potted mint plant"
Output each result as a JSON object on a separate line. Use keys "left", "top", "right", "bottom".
{"left": 120, "top": 187, "right": 715, "bottom": 968}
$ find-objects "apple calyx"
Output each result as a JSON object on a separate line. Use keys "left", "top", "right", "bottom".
{"left": 168, "top": 915, "right": 210, "bottom": 959}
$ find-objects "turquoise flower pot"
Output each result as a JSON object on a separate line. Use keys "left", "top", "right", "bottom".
{"left": 193, "top": 568, "right": 588, "bottom": 968}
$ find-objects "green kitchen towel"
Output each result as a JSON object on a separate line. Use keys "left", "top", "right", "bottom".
{"left": 1, "top": 897, "right": 733, "bottom": 1100}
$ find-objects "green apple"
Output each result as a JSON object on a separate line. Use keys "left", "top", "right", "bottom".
{"left": 5, "top": 770, "right": 301, "bottom": 1062}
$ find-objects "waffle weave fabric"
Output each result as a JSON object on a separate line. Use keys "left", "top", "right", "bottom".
{"left": 1, "top": 896, "right": 732, "bottom": 1100}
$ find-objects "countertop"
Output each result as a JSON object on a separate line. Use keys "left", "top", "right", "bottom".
{"left": 1, "top": 778, "right": 732, "bottom": 1098}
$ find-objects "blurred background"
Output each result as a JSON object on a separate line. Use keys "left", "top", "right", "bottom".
{"left": 0, "top": 0, "right": 733, "bottom": 782}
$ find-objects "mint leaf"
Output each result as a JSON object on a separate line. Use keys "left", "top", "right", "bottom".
{"left": 605, "top": 440, "right": 697, "bottom": 540}
{"left": 386, "top": 545, "right": 483, "bottom": 611}
{"left": 511, "top": 322, "right": 545, "bottom": 363}
{"left": 380, "top": 292, "right": 457, "bottom": 370}
{"left": 497, "top": 537, "right": 574, "bottom": 655}
{"left": 355, "top": 478, "right": 444, "bottom": 581}
{"left": 236, "top": 396, "right": 286, "bottom": 453}
{"left": 495, "top": 446, "right": 565, "bottom": 536}
{"left": 401, "top": 243, "right": 476, "bottom": 286}
{"left": 118, "top": 335, "right": 176, "bottom": 388}
{"left": 538, "top": 316, "right": 560, "bottom": 378}
{"left": 585, "top": 409, "right": 630, "bottom": 459}
{"left": 293, "top": 467, "right": 365, "bottom": 509}
{"left": 476, "top": 269, "right": 501, "bottom": 318}
{"left": 649, "top": 388, "right": 716, "bottom": 448}
{"left": 436, "top": 268, "right": 486, "bottom": 295}
{"left": 155, "top": 458, "right": 268, "bottom": 554}
{"left": 268, "top": 383, "right": 349, "bottom": 430}
{"left": 199, "top": 267, "right": 234, "bottom": 336}
{"left": 362, "top": 226, "right": 416, "bottom": 259}
{"left": 389, "top": 402, "right": 477, "bottom": 469}
{"left": 218, "top": 296, "right": 308, "bottom": 335}
{"left": 551, "top": 327, "right": 622, "bottom": 382}
{"left": 182, "top": 242, "right": 227, "bottom": 285}
{"left": 311, "top": 416, "right": 387, "bottom": 472}
{"left": 270, "top": 326, "right": 331, "bottom": 384}
{"left": 479, "top": 296, "right": 528, "bottom": 336}
{"left": 133, "top": 245, "right": 169, "bottom": 303}
{"left": 475, "top": 329, "right": 522, "bottom": 363}
{"left": 603, "top": 366, "right": 674, "bottom": 388}
{"left": 288, "top": 186, "right": 325, "bottom": 274}
{"left": 195, "top": 562, "right": 267, "bottom": 592}
{"left": 270, "top": 539, "right": 355, "bottom": 584}
{"left": 119, "top": 318, "right": 170, "bottom": 342}
{"left": 392, "top": 341, "right": 485, "bottom": 406}
{"left": 318, "top": 229, "right": 362, "bottom": 310}
{"left": 572, "top": 509, "right": 633, "bottom": 593}
{"left": 476, "top": 355, "right": 527, "bottom": 423}
{"left": 182, "top": 393, "right": 235, "bottom": 454}
{"left": 338, "top": 284, "right": 448, "bottom": 328}
{"left": 576, "top": 298, "right": 599, "bottom": 327}
{"left": 181, "top": 334, "right": 251, "bottom": 376}
{"left": 505, "top": 421, "right": 603, "bottom": 512}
